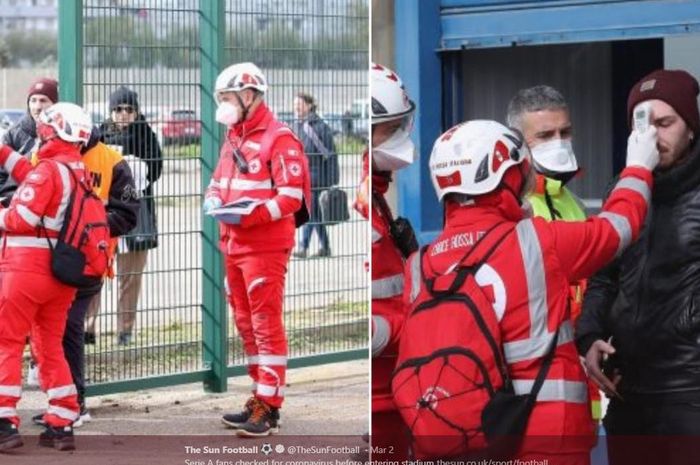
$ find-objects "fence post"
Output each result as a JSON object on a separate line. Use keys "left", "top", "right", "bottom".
{"left": 58, "top": 0, "right": 83, "bottom": 104}
{"left": 199, "top": 0, "right": 228, "bottom": 393}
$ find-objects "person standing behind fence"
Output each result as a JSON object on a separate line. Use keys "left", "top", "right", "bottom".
{"left": 0, "top": 103, "right": 95, "bottom": 452}
{"left": 0, "top": 78, "right": 58, "bottom": 202}
{"left": 85, "top": 86, "right": 163, "bottom": 346}
{"left": 204, "top": 62, "right": 310, "bottom": 437}
{"left": 291, "top": 92, "right": 338, "bottom": 259}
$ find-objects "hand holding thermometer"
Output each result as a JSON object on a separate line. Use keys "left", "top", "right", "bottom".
{"left": 633, "top": 102, "right": 652, "bottom": 133}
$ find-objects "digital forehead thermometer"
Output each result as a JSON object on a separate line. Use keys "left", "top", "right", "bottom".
{"left": 633, "top": 102, "right": 652, "bottom": 133}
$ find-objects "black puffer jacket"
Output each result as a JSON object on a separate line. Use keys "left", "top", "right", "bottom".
{"left": 0, "top": 113, "right": 39, "bottom": 203}
{"left": 576, "top": 141, "right": 700, "bottom": 400}
{"left": 100, "top": 114, "right": 163, "bottom": 252}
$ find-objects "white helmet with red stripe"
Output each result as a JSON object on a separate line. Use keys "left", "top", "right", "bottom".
{"left": 38, "top": 102, "right": 93, "bottom": 144}
{"left": 429, "top": 120, "right": 529, "bottom": 201}
{"left": 215, "top": 62, "right": 268, "bottom": 95}
{"left": 371, "top": 62, "right": 415, "bottom": 124}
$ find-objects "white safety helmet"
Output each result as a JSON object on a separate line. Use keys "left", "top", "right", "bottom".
{"left": 38, "top": 102, "right": 93, "bottom": 145}
{"left": 215, "top": 62, "right": 268, "bottom": 97}
{"left": 371, "top": 63, "right": 417, "bottom": 171}
{"left": 429, "top": 120, "right": 529, "bottom": 201}
{"left": 371, "top": 62, "right": 415, "bottom": 124}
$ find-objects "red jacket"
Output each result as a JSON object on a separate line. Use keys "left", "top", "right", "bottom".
{"left": 404, "top": 166, "right": 652, "bottom": 453}
{"left": 0, "top": 139, "right": 85, "bottom": 275}
{"left": 205, "top": 103, "right": 309, "bottom": 255}
{"left": 371, "top": 170, "right": 408, "bottom": 412}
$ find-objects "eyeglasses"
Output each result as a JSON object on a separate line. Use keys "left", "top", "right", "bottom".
{"left": 114, "top": 106, "right": 135, "bottom": 114}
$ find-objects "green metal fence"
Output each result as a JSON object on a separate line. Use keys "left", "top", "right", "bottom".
{"left": 57, "top": 0, "right": 368, "bottom": 395}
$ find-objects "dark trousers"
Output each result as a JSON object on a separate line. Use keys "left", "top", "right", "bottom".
{"left": 604, "top": 397, "right": 700, "bottom": 465}
{"left": 62, "top": 292, "right": 96, "bottom": 407}
{"left": 300, "top": 189, "right": 329, "bottom": 250}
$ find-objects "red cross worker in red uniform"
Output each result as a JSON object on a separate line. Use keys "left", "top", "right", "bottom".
{"left": 400, "top": 119, "right": 659, "bottom": 464}
{"left": 0, "top": 103, "right": 94, "bottom": 452}
{"left": 205, "top": 62, "right": 310, "bottom": 438}
{"left": 370, "top": 63, "right": 418, "bottom": 462}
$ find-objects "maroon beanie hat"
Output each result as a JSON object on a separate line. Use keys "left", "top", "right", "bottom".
{"left": 627, "top": 69, "right": 700, "bottom": 135}
{"left": 27, "top": 77, "right": 59, "bottom": 104}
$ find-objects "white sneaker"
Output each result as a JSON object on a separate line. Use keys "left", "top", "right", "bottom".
{"left": 73, "top": 409, "right": 92, "bottom": 428}
{"left": 26, "top": 363, "right": 40, "bottom": 387}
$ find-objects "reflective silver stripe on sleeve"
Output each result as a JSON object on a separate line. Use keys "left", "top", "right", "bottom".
{"left": 612, "top": 177, "right": 651, "bottom": 204}
{"left": 0, "top": 385, "right": 21, "bottom": 397}
{"left": 5, "top": 236, "right": 56, "bottom": 248}
{"left": 0, "top": 209, "right": 7, "bottom": 230}
{"left": 371, "top": 315, "right": 391, "bottom": 357}
{"left": 515, "top": 219, "right": 549, "bottom": 341}
{"left": 16, "top": 205, "right": 41, "bottom": 227}
{"left": 4, "top": 150, "right": 23, "bottom": 174}
{"left": 409, "top": 253, "right": 421, "bottom": 303}
{"left": 512, "top": 379, "right": 588, "bottom": 404}
{"left": 265, "top": 199, "right": 282, "bottom": 220}
{"left": 503, "top": 320, "right": 574, "bottom": 364}
{"left": 277, "top": 187, "right": 304, "bottom": 199}
{"left": 47, "top": 384, "right": 78, "bottom": 400}
{"left": 231, "top": 179, "right": 273, "bottom": 190}
{"left": 246, "top": 355, "right": 259, "bottom": 365}
{"left": 208, "top": 179, "right": 221, "bottom": 189}
{"left": 257, "top": 355, "right": 287, "bottom": 366}
{"left": 598, "top": 211, "right": 632, "bottom": 257}
{"left": 0, "top": 407, "right": 18, "bottom": 418}
{"left": 47, "top": 405, "right": 79, "bottom": 421}
{"left": 372, "top": 273, "right": 404, "bottom": 299}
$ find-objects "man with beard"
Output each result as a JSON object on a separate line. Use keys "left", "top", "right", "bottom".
{"left": 576, "top": 69, "right": 700, "bottom": 465}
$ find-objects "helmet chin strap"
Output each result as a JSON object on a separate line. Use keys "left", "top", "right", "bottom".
{"left": 234, "top": 91, "right": 257, "bottom": 122}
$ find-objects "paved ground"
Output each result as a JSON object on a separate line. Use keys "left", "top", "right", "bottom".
{"left": 4, "top": 360, "right": 368, "bottom": 464}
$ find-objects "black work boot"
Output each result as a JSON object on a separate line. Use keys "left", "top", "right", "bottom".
{"left": 235, "top": 398, "right": 280, "bottom": 438}
{"left": 39, "top": 424, "right": 75, "bottom": 451}
{"left": 0, "top": 418, "right": 22, "bottom": 452}
{"left": 222, "top": 397, "right": 281, "bottom": 429}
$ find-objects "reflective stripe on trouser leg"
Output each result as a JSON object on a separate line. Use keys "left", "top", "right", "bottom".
{"left": 226, "top": 255, "right": 260, "bottom": 385}
{"left": 0, "top": 271, "right": 43, "bottom": 426}
{"left": 32, "top": 275, "right": 80, "bottom": 427}
{"left": 234, "top": 251, "right": 290, "bottom": 409}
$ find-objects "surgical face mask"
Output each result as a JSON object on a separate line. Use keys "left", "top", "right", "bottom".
{"left": 373, "top": 128, "right": 415, "bottom": 171}
{"left": 530, "top": 138, "right": 578, "bottom": 176}
{"left": 215, "top": 101, "right": 241, "bottom": 126}
{"left": 373, "top": 113, "right": 416, "bottom": 171}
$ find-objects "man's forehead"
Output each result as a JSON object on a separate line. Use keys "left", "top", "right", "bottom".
{"left": 523, "top": 108, "right": 571, "bottom": 131}
{"left": 648, "top": 99, "right": 679, "bottom": 118}
{"left": 29, "top": 94, "right": 52, "bottom": 101}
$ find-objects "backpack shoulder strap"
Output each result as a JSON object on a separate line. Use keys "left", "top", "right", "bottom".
{"left": 421, "top": 222, "right": 515, "bottom": 297}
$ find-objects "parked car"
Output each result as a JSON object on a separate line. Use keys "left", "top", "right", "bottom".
{"left": 345, "top": 99, "right": 369, "bottom": 141}
{"left": 160, "top": 108, "right": 201, "bottom": 146}
{"left": 0, "top": 109, "right": 25, "bottom": 140}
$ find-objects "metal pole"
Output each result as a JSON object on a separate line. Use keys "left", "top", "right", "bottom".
{"left": 58, "top": 0, "right": 83, "bottom": 104}
{"left": 199, "top": 0, "right": 227, "bottom": 393}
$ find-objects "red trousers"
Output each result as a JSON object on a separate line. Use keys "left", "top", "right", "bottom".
{"left": 0, "top": 271, "right": 78, "bottom": 427}
{"left": 225, "top": 251, "right": 290, "bottom": 408}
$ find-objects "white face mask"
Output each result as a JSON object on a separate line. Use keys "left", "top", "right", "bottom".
{"left": 373, "top": 128, "right": 416, "bottom": 171}
{"left": 215, "top": 101, "right": 241, "bottom": 126}
{"left": 529, "top": 138, "right": 578, "bottom": 174}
